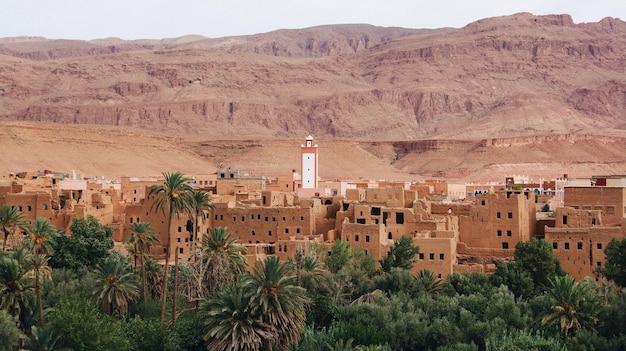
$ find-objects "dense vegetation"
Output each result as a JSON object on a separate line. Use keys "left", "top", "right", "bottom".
{"left": 3, "top": 173, "right": 626, "bottom": 350}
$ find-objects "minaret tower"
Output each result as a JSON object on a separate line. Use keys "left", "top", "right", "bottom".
{"left": 300, "top": 135, "right": 318, "bottom": 189}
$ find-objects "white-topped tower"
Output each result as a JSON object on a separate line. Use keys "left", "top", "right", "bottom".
{"left": 300, "top": 135, "right": 318, "bottom": 189}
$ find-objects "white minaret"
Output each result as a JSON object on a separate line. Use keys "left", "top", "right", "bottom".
{"left": 300, "top": 135, "right": 318, "bottom": 189}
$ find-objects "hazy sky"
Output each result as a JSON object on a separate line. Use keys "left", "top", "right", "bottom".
{"left": 2, "top": 0, "right": 625, "bottom": 40}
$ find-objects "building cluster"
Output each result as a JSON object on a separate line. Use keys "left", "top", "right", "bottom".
{"left": 2, "top": 138, "right": 626, "bottom": 282}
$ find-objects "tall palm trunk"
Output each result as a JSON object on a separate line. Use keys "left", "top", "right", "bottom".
{"left": 160, "top": 205, "right": 174, "bottom": 325}
{"left": 141, "top": 248, "right": 148, "bottom": 302}
{"left": 35, "top": 268, "right": 44, "bottom": 327}
{"left": 172, "top": 248, "right": 179, "bottom": 327}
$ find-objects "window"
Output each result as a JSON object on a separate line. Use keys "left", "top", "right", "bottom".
{"left": 272, "top": 217, "right": 276, "bottom": 222}
{"left": 177, "top": 238, "right": 181, "bottom": 242}
{"left": 371, "top": 207, "right": 381, "bottom": 215}
{"left": 355, "top": 235, "right": 359, "bottom": 242}
{"left": 265, "top": 217, "right": 268, "bottom": 222}
{"left": 366, "top": 235, "right": 370, "bottom": 242}
{"left": 18, "top": 206, "right": 22, "bottom": 211}
{"left": 597, "top": 243, "right": 602, "bottom": 250}
{"left": 562, "top": 215, "right": 568, "bottom": 225}
{"left": 220, "top": 215, "right": 223, "bottom": 220}
{"left": 396, "top": 212, "right": 404, "bottom": 224}
{"left": 507, "top": 212, "right": 513, "bottom": 219}
{"left": 242, "top": 216, "right": 245, "bottom": 222}
{"left": 285, "top": 228, "right": 289, "bottom": 234}
{"left": 419, "top": 253, "right": 424, "bottom": 260}
{"left": 553, "top": 242, "right": 558, "bottom": 249}
{"left": 437, "top": 273, "right": 442, "bottom": 279}
{"left": 179, "top": 248, "right": 183, "bottom": 254}
{"left": 177, "top": 226, "right": 182, "bottom": 232}
{"left": 27, "top": 206, "right": 31, "bottom": 212}
{"left": 592, "top": 218, "right": 596, "bottom": 225}
{"left": 215, "top": 215, "right": 218, "bottom": 220}
{"left": 439, "top": 253, "right": 445, "bottom": 260}
{"left": 502, "top": 242, "right": 509, "bottom": 249}
{"left": 356, "top": 218, "right": 366, "bottom": 224}
{"left": 268, "top": 231, "right": 272, "bottom": 236}
{"left": 564, "top": 242, "right": 570, "bottom": 250}
{"left": 497, "top": 230, "right": 502, "bottom": 237}
{"left": 481, "top": 200, "right": 486, "bottom": 206}
{"left": 43, "top": 204, "right": 48, "bottom": 210}
{"left": 301, "top": 216, "right": 304, "bottom": 221}
{"left": 496, "top": 212, "right": 501, "bottom": 219}
{"left": 507, "top": 230, "right": 512, "bottom": 237}
{"left": 233, "top": 216, "right": 236, "bottom": 222}
{"left": 130, "top": 217, "right": 133, "bottom": 223}
{"left": 296, "top": 228, "right": 301, "bottom": 234}
{"left": 429, "top": 253, "right": 435, "bottom": 260}
{"left": 252, "top": 230, "right": 256, "bottom": 236}
{"left": 388, "top": 232, "right": 393, "bottom": 239}
{"left": 577, "top": 242, "right": 583, "bottom": 250}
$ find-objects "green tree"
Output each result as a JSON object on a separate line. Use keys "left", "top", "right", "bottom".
{"left": 29, "top": 253, "right": 52, "bottom": 327}
{"left": 148, "top": 171, "right": 193, "bottom": 325}
{"left": 124, "top": 221, "right": 159, "bottom": 302}
{"left": 379, "top": 236, "right": 420, "bottom": 273}
{"left": 200, "top": 227, "right": 247, "bottom": 295}
{"left": 24, "top": 217, "right": 60, "bottom": 256}
{"left": 199, "top": 282, "right": 274, "bottom": 351}
{"left": 247, "top": 256, "right": 310, "bottom": 350}
{"left": 597, "top": 237, "right": 626, "bottom": 287}
{"left": 540, "top": 275, "right": 603, "bottom": 338}
{"left": 0, "top": 204, "right": 26, "bottom": 252}
{"left": 50, "top": 215, "right": 114, "bottom": 271}
{"left": 0, "top": 251, "right": 34, "bottom": 320}
{"left": 326, "top": 240, "right": 351, "bottom": 274}
{"left": 514, "top": 238, "right": 564, "bottom": 294}
{"left": 0, "top": 309, "right": 24, "bottom": 351}
{"left": 49, "top": 298, "right": 130, "bottom": 351}
{"left": 90, "top": 254, "right": 140, "bottom": 316}
{"left": 490, "top": 262, "right": 535, "bottom": 299}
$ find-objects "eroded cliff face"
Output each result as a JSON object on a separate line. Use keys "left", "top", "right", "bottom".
{"left": 1, "top": 14, "right": 626, "bottom": 140}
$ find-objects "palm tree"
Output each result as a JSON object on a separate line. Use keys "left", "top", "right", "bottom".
{"left": 199, "top": 282, "right": 275, "bottom": 351}
{"left": 540, "top": 275, "right": 603, "bottom": 337}
{"left": 416, "top": 269, "right": 443, "bottom": 296}
{"left": 124, "top": 221, "right": 160, "bottom": 302}
{"left": 144, "top": 258, "right": 164, "bottom": 301}
{"left": 189, "top": 190, "right": 215, "bottom": 243}
{"left": 148, "top": 171, "right": 193, "bottom": 325}
{"left": 24, "top": 218, "right": 60, "bottom": 256}
{"left": 0, "top": 253, "right": 34, "bottom": 320}
{"left": 29, "top": 254, "right": 52, "bottom": 327}
{"left": 90, "top": 254, "right": 140, "bottom": 316}
{"left": 201, "top": 227, "right": 247, "bottom": 294}
{"left": 26, "top": 325, "right": 71, "bottom": 351}
{"left": 246, "top": 256, "right": 310, "bottom": 350}
{"left": 0, "top": 205, "right": 26, "bottom": 251}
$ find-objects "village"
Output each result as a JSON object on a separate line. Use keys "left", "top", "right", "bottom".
{"left": 1, "top": 135, "right": 624, "bottom": 282}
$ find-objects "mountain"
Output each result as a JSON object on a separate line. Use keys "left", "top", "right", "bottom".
{"left": 1, "top": 14, "right": 625, "bottom": 181}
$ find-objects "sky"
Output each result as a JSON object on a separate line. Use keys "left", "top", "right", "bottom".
{"left": 1, "top": 0, "right": 625, "bottom": 40}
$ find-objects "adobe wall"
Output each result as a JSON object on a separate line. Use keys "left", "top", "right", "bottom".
{"left": 414, "top": 235, "right": 456, "bottom": 279}
{"left": 459, "top": 191, "right": 536, "bottom": 252}
{"left": 217, "top": 178, "right": 265, "bottom": 196}
{"left": 431, "top": 202, "right": 472, "bottom": 216}
{"left": 341, "top": 222, "right": 388, "bottom": 259}
{"left": 564, "top": 187, "right": 625, "bottom": 226}
{"left": 545, "top": 226, "right": 625, "bottom": 280}
{"left": 212, "top": 206, "right": 314, "bottom": 246}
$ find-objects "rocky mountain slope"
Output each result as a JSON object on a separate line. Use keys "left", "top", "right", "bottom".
{"left": 1, "top": 14, "right": 625, "bottom": 181}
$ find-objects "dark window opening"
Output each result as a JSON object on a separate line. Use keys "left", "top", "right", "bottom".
{"left": 395, "top": 212, "right": 404, "bottom": 224}
{"left": 502, "top": 242, "right": 509, "bottom": 249}
{"left": 371, "top": 207, "right": 381, "bottom": 216}
{"left": 356, "top": 218, "right": 366, "bottom": 224}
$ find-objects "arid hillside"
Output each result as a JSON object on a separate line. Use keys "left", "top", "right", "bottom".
{"left": 1, "top": 14, "right": 625, "bottom": 181}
